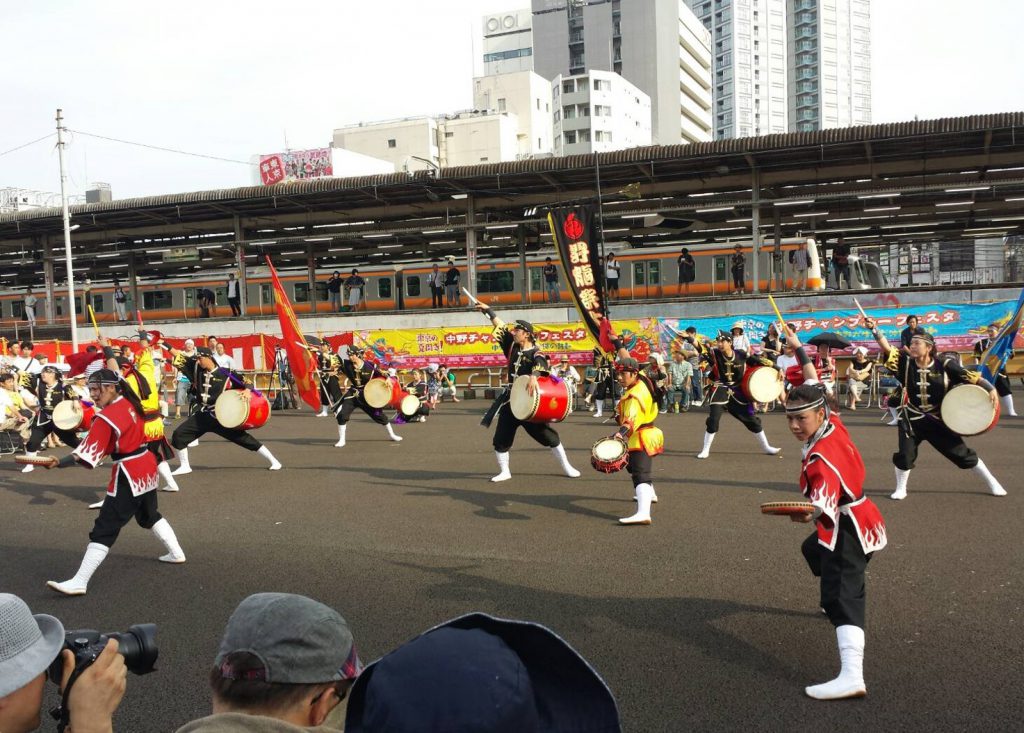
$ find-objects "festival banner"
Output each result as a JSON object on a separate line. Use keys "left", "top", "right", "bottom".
{"left": 267, "top": 256, "right": 321, "bottom": 410}
{"left": 548, "top": 206, "right": 614, "bottom": 351}
{"left": 259, "top": 147, "right": 333, "bottom": 186}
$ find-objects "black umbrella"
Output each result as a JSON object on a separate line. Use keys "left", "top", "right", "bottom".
{"left": 807, "top": 332, "right": 851, "bottom": 350}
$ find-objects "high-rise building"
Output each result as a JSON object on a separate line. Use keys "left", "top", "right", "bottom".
{"left": 551, "top": 70, "right": 652, "bottom": 155}
{"left": 787, "top": 0, "right": 871, "bottom": 132}
{"left": 531, "top": 0, "right": 712, "bottom": 145}
{"left": 482, "top": 9, "right": 535, "bottom": 75}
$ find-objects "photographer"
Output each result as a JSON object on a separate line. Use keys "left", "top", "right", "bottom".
{"left": 0, "top": 593, "right": 126, "bottom": 733}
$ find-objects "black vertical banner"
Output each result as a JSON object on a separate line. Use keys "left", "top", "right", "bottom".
{"left": 548, "top": 205, "right": 613, "bottom": 352}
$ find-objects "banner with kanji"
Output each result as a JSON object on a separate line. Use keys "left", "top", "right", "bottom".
{"left": 548, "top": 206, "right": 611, "bottom": 350}
{"left": 267, "top": 256, "right": 321, "bottom": 410}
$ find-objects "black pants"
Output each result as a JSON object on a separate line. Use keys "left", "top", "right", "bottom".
{"left": 705, "top": 395, "right": 763, "bottom": 434}
{"left": 338, "top": 394, "right": 390, "bottom": 426}
{"left": 626, "top": 450, "right": 653, "bottom": 487}
{"left": 492, "top": 404, "right": 560, "bottom": 452}
{"left": 893, "top": 414, "right": 978, "bottom": 470}
{"left": 994, "top": 374, "right": 1012, "bottom": 397}
{"left": 26, "top": 419, "right": 81, "bottom": 452}
{"left": 228, "top": 296, "right": 241, "bottom": 316}
{"left": 607, "top": 278, "right": 618, "bottom": 297}
{"left": 802, "top": 516, "right": 871, "bottom": 628}
{"left": 430, "top": 285, "right": 443, "bottom": 308}
{"left": 732, "top": 268, "right": 744, "bottom": 289}
{"left": 90, "top": 474, "right": 162, "bottom": 548}
{"left": 170, "top": 410, "right": 262, "bottom": 451}
{"left": 594, "top": 377, "right": 620, "bottom": 403}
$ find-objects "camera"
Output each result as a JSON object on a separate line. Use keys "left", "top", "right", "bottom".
{"left": 48, "top": 623, "right": 159, "bottom": 684}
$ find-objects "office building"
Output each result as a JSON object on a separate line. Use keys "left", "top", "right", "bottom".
{"left": 473, "top": 70, "right": 555, "bottom": 159}
{"left": 482, "top": 9, "right": 535, "bottom": 75}
{"left": 552, "top": 70, "right": 652, "bottom": 155}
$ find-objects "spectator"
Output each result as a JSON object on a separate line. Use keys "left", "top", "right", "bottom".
{"left": 846, "top": 346, "right": 873, "bottom": 410}
{"left": 326, "top": 271, "right": 343, "bottom": 312}
{"left": 438, "top": 365, "right": 459, "bottom": 402}
{"left": 214, "top": 343, "right": 235, "bottom": 370}
{"left": 425, "top": 364, "right": 440, "bottom": 409}
{"left": 23, "top": 289, "right": 37, "bottom": 327}
{"left": 174, "top": 339, "right": 197, "bottom": 419}
{"left": 13, "top": 342, "right": 41, "bottom": 377}
{"left": 644, "top": 353, "right": 669, "bottom": 413}
{"left": 344, "top": 612, "right": 620, "bottom": 733}
{"left": 198, "top": 288, "right": 215, "bottom": 319}
{"left": 605, "top": 253, "right": 620, "bottom": 299}
{"left": 677, "top": 247, "right": 695, "bottom": 295}
{"left": 792, "top": 247, "right": 809, "bottom": 291}
{"left": 760, "top": 323, "right": 782, "bottom": 363}
{"left": 542, "top": 257, "right": 560, "bottom": 303}
{"left": 666, "top": 350, "right": 693, "bottom": 413}
{"left": 832, "top": 239, "right": 851, "bottom": 289}
{"left": 730, "top": 322, "right": 750, "bottom": 353}
{"left": 274, "top": 345, "right": 297, "bottom": 410}
{"left": 551, "top": 356, "right": 580, "bottom": 411}
{"left": 114, "top": 283, "right": 128, "bottom": 321}
{"left": 770, "top": 243, "right": 786, "bottom": 291}
{"left": 428, "top": 264, "right": 444, "bottom": 308}
{"left": 814, "top": 344, "right": 837, "bottom": 394}
{"left": 680, "top": 329, "right": 704, "bottom": 406}
{"left": 899, "top": 314, "right": 921, "bottom": 355}
{"left": 344, "top": 269, "right": 365, "bottom": 312}
{"left": 226, "top": 273, "right": 241, "bottom": 317}
{"left": 444, "top": 259, "right": 461, "bottom": 307}
{"left": 730, "top": 244, "right": 745, "bottom": 295}
{"left": 176, "top": 592, "right": 362, "bottom": 733}
{"left": 0, "top": 593, "right": 126, "bottom": 733}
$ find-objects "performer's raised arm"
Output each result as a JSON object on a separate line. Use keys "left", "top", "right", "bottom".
{"left": 473, "top": 301, "right": 505, "bottom": 330}
{"left": 861, "top": 316, "right": 893, "bottom": 354}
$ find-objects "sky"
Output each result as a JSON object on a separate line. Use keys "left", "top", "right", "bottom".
{"left": 2, "top": 0, "right": 1022, "bottom": 201}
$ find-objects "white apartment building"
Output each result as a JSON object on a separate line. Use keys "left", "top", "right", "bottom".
{"left": 787, "top": 0, "right": 871, "bottom": 131}
{"left": 531, "top": 0, "right": 712, "bottom": 145}
{"left": 552, "top": 70, "right": 652, "bottom": 156}
{"left": 687, "top": 0, "right": 789, "bottom": 139}
{"left": 473, "top": 70, "right": 554, "bottom": 159}
{"left": 482, "top": 9, "right": 534, "bottom": 75}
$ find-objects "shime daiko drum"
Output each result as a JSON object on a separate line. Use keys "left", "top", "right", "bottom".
{"left": 741, "top": 365, "right": 784, "bottom": 402}
{"left": 52, "top": 400, "right": 95, "bottom": 432}
{"left": 940, "top": 384, "right": 999, "bottom": 436}
{"left": 591, "top": 436, "right": 629, "bottom": 474}
{"left": 509, "top": 374, "right": 571, "bottom": 423}
{"left": 215, "top": 390, "right": 271, "bottom": 430}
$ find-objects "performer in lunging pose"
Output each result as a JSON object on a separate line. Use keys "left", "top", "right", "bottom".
{"left": 696, "top": 330, "right": 781, "bottom": 459}
{"left": 20, "top": 365, "right": 80, "bottom": 473}
{"left": 168, "top": 345, "right": 281, "bottom": 474}
{"left": 333, "top": 349, "right": 403, "bottom": 447}
{"left": 41, "top": 369, "right": 186, "bottom": 596}
{"left": 863, "top": 317, "right": 1005, "bottom": 499}
{"left": 315, "top": 341, "right": 337, "bottom": 417}
{"left": 473, "top": 303, "right": 579, "bottom": 482}
{"left": 779, "top": 327, "right": 886, "bottom": 699}
{"left": 608, "top": 352, "right": 663, "bottom": 525}
{"left": 974, "top": 323, "right": 1018, "bottom": 417}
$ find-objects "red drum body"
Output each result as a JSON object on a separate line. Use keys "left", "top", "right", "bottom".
{"left": 509, "top": 374, "right": 571, "bottom": 423}
{"left": 52, "top": 400, "right": 95, "bottom": 431}
{"left": 364, "top": 377, "right": 403, "bottom": 409}
{"left": 941, "top": 384, "right": 999, "bottom": 436}
{"left": 741, "top": 365, "right": 783, "bottom": 402}
{"left": 400, "top": 394, "right": 421, "bottom": 417}
{"left": 591, "top": 436, "right": 629, "bottom": 474}
{"left": 215, "top": 390, "right": 271, "bottom": 430}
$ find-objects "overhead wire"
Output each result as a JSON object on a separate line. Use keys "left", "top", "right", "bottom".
{"left": 0, "top": 133, "right": 56, "bottom": 158}
{"left": 66, "top": 129, "right": 252, "bottom": 165}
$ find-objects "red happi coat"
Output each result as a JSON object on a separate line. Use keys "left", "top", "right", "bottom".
{"left": 72, "top": 396, "right": 159, "bottom": 497}
{"left": 800, "top": 415, "right": 887, "bottom": 554}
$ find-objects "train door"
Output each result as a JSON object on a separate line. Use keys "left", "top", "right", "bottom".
{"left": 711, "top": 256, "right": 728, "bottom": 296}
{"left": 631, "top": 260, "right": 661, "bottom": 300}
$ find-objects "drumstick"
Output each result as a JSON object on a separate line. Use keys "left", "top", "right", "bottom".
{"left": 852, "top": 297, "right": 869, "bottom": 322}
{"left": 461, "top": 287, "right": 482, "bottom": 307}
{"left": 86, "top": 305, "right": 100, "bottom": 339}
{"left": 767, "top": 295, "right": 786, "bottom": 330}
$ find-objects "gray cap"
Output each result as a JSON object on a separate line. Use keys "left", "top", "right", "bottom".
{"left": 0, "top": 593, "right": 65, "bottom": 697}
{"left": 214, "top": 593, "right": 362, "bottom": 685}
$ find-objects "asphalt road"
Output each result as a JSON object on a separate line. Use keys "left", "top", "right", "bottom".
{"left": 2, "top": 401, "right": 1022, "bottom": 732}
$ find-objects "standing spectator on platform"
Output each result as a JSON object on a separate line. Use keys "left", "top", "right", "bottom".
{"left": 345, "top": 269, "right": 365, "bottom": 311}
{"left": 226, "top": 273, "right": 241, "bottom": 317}
{"left": 771, "top": 243, "right": 786, "bottom": 291}
{"left": 677, "top": 247, "right": 696, "bottom": 295}
{"left": 197, "top": 288, "right": 214, "bottom": 318}
{"left": 23, "top": 289, "right": 37, "bottom": 328}
{"left": 667, "top": 350, "right": 693, "bottom": 413}
{"left": 326, "top": 271, "right": 343, "bottom": 312}
{"left": 444, "top": 259, "right": 461, "bottom": 306}
{"left": 605, "top": 253, "right": 620, "bottom": 299}
{"left": 731, "top": 244, "right": 746, "bottom": 294}
{"left": 428, "top": 264, "right": 444, "bottom": 308}
{"left": 899, "top": 315, "right": 921, "bottom": 355}
{"left": 792, "top": 246, "right": 809, "bottom": 291}
{"left": 832, "top": 239, "right": 851, "bottom": 289}
{"left": 113, "top": 283, "right": 128, "bottom": 321}
{"left": 543, "top": 257, "right": 561, "bottom": 302}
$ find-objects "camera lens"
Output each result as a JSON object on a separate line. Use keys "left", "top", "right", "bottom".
{"left": 108, "top": 624, "right": 159, "bottom": 675}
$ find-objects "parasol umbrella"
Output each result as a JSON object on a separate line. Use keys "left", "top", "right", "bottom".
{"left": 807, "top": 332, "right": 851, "bottom": 350}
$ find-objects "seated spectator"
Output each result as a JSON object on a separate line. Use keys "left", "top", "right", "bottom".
{"left": 0, "top": 593, "right": 126, "bottom": 733}
{"left": 345, "top": 612, "right": 620, "bottom": 733}
{"left": 177, "top": 593, "right": 362, "bottom": 733}
{"left": 846, "top": 346, "right": 873, "bottom": 410}
{"left": 666, "top": 350, "right": 693, "bottom": 413}
{"left": 438, "top": 365, "right": 459, "bottom": 402}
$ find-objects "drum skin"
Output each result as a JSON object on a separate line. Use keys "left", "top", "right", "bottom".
{"left": 591, "top": 436, "right": 628, "bottom": 474}
{"left": 400, "top": 394, "right": 421, "bottom": 417}
{"left": 215, "top": 390, "right": 271, "bottom": 430}
{"left": 53, "top": 400, "right": 95, "bottom": 431}
{"left": 741, "top": 365, "right": 783, "bottom": 402}
{"left": 941, "top": 384, "right": 999, "bottom": 436}
{"left": 760, "top": 501, "right": 815, "bottom": 516}
{"left": 365, "top": 377, "right": 403, "bottom": 409}
{"left": 509, "top": 375, "right": 571, "bottom": 423}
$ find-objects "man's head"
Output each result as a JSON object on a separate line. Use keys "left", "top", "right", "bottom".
{"left": 673, "top": 350, "right": 684, "bottom": 362}
{"left": 906, "top": 314, "right": 919, "bottom": 329}
{"left": 410, "top": 369, "right": 422, "bottom": 381}
{"left": 0, "top": 594, "right": 64, "bottom": 733}
{"left": 215, "top": 343, "right": 226, "bottom": 356}
{"left": 909, "top": 331, "right": 937, "bottom": 360}
{"left": 209, "top": 593, "right": 361, "bottom": 727}
{"left": 208, "top": 337, "right": 220, "bottom": 348}
{"left": 1, "top": 372, "right": 15, "bottom": 390}
{"left": 681, "top": 247, "right": 689, "bottom": 254}
{"left": 350, "top": 269, "right": 358, "bottom": 276}
{"left": 87, "top": 369, "right": 122, "bottom": 408}
{"left": 184, "top": 338, "right": 196, "bottom": 352}
{"left": 228, "top": 273, "right": 236, "bottom": 281}
{"left": 614, "top": 357, "right": 640, "bottom": 388}
{"left": 511, "top": 320, "right": 535, "bottom": 347}
{"left": 545, "top": 257, "right": 552, "bottom": 263}
{"left": 195, "top": 347, "right": 217, "bottom": 372}
{"left": 333, "top": 270, "right": 340, "bottom": 277}
{"left": 987, "top": 323, "right": 999, "bottom": 339}
{"left": 20, "top": 343, "right": 32, "bottom": 357}
{"left": 39, "top": 365, "right": 60, "bottom": 386}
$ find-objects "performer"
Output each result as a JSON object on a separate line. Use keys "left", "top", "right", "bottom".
{"left": 315, "top": 341, "right": 337, "bottom": 417}
{"left": 473, "top": 303, "right": 579, "bottom": 482}
{"left": 586, "top": 348, "right": 620, "bottom": 418}
{"left": 167, "top": 345, "right": 282, "bottom": 474}
{"left": 20, "top": 364, "right": 81, "bottom": 474}
{"left": 403, "top": 369, "right": 431, "bottom": 422}
{"left": 782, "top": 326, "right": 887, "bottom": 700}
{"left": 696, "top": 330, "right": 781, "bottom": 459}
{"left": 43, "top": 369, "right": 186, "bottom": 596}
{"left": 333, "top": 349, "right": 403, "bottom": 447}
{"left": 609, "top": 352, "right": 663, "bottom": 525}
{"left": 974, "top": 323, "right": 1018, "bottom": 417}
{"left": 863, "top": 317, "right": 1005, "bottom": 499}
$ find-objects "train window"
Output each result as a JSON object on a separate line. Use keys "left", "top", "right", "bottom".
{"left": 12, "top": 301, "right": 24, "bottom": 318}
{"left": 378, "top": 277, "right": 392, "bottom": 299}
{"left": 294, "top": 283, "right": 310, "bottom": 303}
{"left": 185, "top": 290, "right": 195, "bottom": 307}
{"left": 529, "top": 268, "right": 543, "bottom": 293}
{"left": 214, "top": 287, "right": 228, "bottom": 305}
{"left": 143, "top": 291, "right": 173, "bottom": 310}
{"left": 648, "top": 260, "right": 660, "bottom": 284}
{"left": 91, "top": 294, "right": 104, "bottom": 312}
{"left": 406, "top": 275, "right": 421, "bottom": 297}
{"left": 477, "top": 270, "right": 514, "bottom": 293}
{"left": 315, "top": 281, "right": 329, "bottom": 301}
{"left": 260, "top": 284, "right": 273, "bottom": 305}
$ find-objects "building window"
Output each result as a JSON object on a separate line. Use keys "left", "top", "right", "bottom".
{"left": 579, "top": 105, "right": 590, "bottom": 117}
{"left": 578, "top": 129, "right": 591, "bottom": 143}
{"left": 562, "top": 80, "right": 575, "bottom": 94}
{"left": 498, "top": 98, "right": 506, "bottom": 112}
{"left": 554, "top": 110, "right": 561, "bottom": 122}
{"left": 387, "top": 139, "right": 396, "bottom": 148}
{"left": 445, "top": 131, "right": 454, "bottom": 138}
{"left": 596, "top": 130, "right": 613, "bottom": 143}
{"left": 563, "top": 106, "right": 576, "bottom": 119}
{"left": 564, "top": 130, "right": 577, "bottom": 144}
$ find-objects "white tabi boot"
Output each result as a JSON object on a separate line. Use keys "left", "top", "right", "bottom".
{"left": 158, "top": 461, "right": 180, "bottom": 492}
{"left": 47, "top": 543, "right": 109, "bottom": 596}
{"left": 385, "top": 423, "right": 403, "bottom": 442}
{"left": 593, "top": 401, "right": 604, "bottom": 418}
{"left": 696, "top": 431, "right": 716, "bottom": 459}
{"left": 172, "top": 448, "right": 192, "bottom": 476}
{"left": 620, "top": 483, "right": 654, "bottom": 525}
{"left": 491, "top": 451, "right": 511, "bottom": 482}
{"left": 755, "top": 430, "right": 781, "bottom": 455}
{"left": 335, "top": 424, "right": 347, "bottom": 448}
{"left": 317, "top": 407, "right": 328, "bottom": 417}
{"left": 634, "top": 485, "right": 659, "bottom": 503}
{"left": 21, "top": 451, "right": 36, "bottom": 473}
{"left": 258, "top": 445, "right": 282, "bottom": 470}
{"left": 885, "top": 407, "right": 899, "bottom": 426}
{"left": 805, "top": 625, "right": 866, "bottom": 700}
{"left": 972, "top": 459, "right": 1006, "bottom": 496}
{"left": 1000, "top": 394, "right": 1018, "bottom": 417}
{"left": 891, "top": 467, "right": 910, "bottom": 500}
{"left": 88, "top": 497, "right": 105, "bottom": 510}
{"left": 151, "top": 518, "right": 186, "bottom": 563}
{"left": 187, "top": 439, "right": 199, "bottom": 447}
{"left": 550, "top": 444, "right": 581, "bottom": 478}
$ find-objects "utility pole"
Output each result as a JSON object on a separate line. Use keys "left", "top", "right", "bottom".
{"left": 56, "top": 109, "right": 79, "bottom": 350}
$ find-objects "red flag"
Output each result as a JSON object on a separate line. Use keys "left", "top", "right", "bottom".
{"left": 266, "top": 256, "right": 321, "bottom": 411}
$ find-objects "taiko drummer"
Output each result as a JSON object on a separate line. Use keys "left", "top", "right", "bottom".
{"left": 166, "top": 344, "right": 282, "bottom": 474}
{"left": 607, "top": 354, "right": 663, "bottom": 526}
{"left": 862, "top": 316, "right": 1005, "bottom": 499}
{"left": 473, "top": 302, "right": 579, "bottom": 482}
